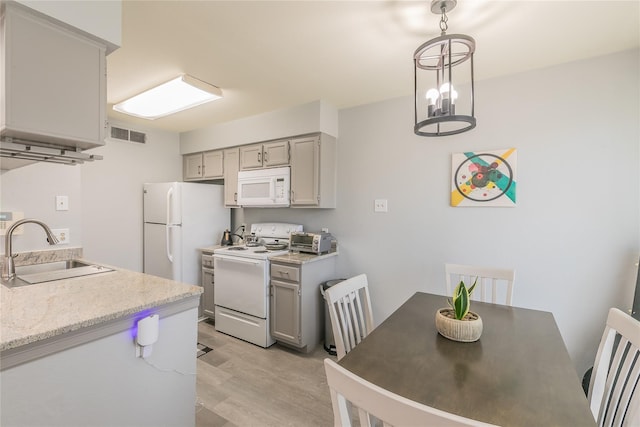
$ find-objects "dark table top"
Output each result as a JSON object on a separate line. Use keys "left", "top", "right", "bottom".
{"left": 339, "top": 292, "right": 596, "bottom": 426}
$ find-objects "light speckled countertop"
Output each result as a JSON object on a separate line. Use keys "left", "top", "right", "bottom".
{"left": 269, "top": 250, "right": 338, "bottom": 265}
{"left": 199, "top": 245, "right": 338, "bottom": 265}
{"left": 1, "top": 266, "right": 202, "bottom": 351}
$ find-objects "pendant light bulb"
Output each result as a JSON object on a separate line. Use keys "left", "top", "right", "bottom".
{"left": 426, "top": 88, "right": 440, "bottom": 105}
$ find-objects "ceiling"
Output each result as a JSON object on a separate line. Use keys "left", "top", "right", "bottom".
{"left": 106, "top": 0, "right": 640, "bottom": 133}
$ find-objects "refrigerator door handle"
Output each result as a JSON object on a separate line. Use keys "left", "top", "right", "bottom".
{"left": 166, "top": 186, "right": 174, "bottom": 225}
{"left": 166, "top": 225, "right": 174, "bottom": 262}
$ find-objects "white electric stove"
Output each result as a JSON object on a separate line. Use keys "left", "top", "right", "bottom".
{"left": 213, "top": 223, "right": 302, "bottom": 347}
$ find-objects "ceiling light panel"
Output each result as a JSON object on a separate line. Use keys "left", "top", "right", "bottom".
{"left": 113, "top": 74, "right": 222, "bottom": 120}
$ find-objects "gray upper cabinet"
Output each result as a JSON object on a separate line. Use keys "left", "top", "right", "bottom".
{"left": 181, "top": 133, "right": 336, "bottom": 208}
{"left": 1, "top": 3, "right": 107, "bottom": 150}
{"left": 223, "top": 147, "right": 240, "bottom": 207}
{"left": 184, "top": 150, "right": 224, "bottom": 181}
{"left": 240, "top": 140, "right": 289, "bottom": 170}
{"left": 184, "top": 153, "right": 204, "bottom": 180}
{"left": 203, "top": 150, "right": 224, "bottom": 179}
{"left": 290, "top": 134, "right": 337, "bottom": 208}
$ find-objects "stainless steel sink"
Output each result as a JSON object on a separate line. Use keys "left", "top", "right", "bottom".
{"left": 2, "top": 260, "right": 114, "bottom": 287}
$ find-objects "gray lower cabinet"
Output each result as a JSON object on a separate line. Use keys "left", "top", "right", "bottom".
{"left": 270, "top": 279, "right": 301, "bottom": 343}
{"left": 201, "top": 252, "right": 215, "bottom": 319}
{"left": 270, "top": 256, "right": 336, "bottom": 352}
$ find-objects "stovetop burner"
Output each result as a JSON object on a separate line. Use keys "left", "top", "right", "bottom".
{"left": 213, "top": 223, "right": 303, "bottom": 260}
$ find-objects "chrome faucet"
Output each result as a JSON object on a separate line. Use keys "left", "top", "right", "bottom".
{"left": 2, "top": 219, "right": 59, "bottom": 281}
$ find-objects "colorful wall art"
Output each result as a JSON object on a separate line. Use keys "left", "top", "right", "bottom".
{"left": 451, "top": 148, "right": 517, "bottom": 207}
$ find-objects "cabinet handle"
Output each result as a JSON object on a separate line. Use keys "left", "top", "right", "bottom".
{"left": 198, "top": 165, "right": 201, "bottom": 175}
{"left": 291, "top": 190, "right": 295, "bottom": 202}
{"left": 263, "top": 151, "right": 268, "bottom": 163}
{"left": 258, "top": 152, "right": 262, "bottom": 163}
{"left": 234, "top": 192, "right": 237, "bottom": 202}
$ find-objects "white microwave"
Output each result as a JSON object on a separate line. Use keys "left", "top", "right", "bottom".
{"left": 237, "top": 166, "right": 290, "bottom": 207}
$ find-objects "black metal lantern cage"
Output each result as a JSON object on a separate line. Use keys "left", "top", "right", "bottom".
{"left": 414, "top": 33, "right": 476, "bottom": 137}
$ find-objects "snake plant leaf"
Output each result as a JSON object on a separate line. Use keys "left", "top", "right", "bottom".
{"left": 453, "top": 281, "right": 470, "bottom": 320}
{"left": 468, "top": 277, "right": 478, "bottom": 296}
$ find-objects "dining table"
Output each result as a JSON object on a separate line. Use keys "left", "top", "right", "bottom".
{"left": 338, "top": 292, "right": 596, "bottom": 426}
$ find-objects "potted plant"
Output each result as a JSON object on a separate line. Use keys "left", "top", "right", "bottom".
{"left": 435, "top": 278, "right": 483, "bottom": 342}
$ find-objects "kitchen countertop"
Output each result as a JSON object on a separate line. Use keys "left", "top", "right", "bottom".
{"left": 199, "top": 244, "right": 338, "bottom": 265}
{"left": 269, "top": 250, "right": 338, "bottom": 265}
{"left": 0, "top": 263, "right": 202, "bottom": 351}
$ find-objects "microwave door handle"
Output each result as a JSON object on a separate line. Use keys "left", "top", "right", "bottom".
{"left": 270, "top": 178, "right": 276, "bottom": 201}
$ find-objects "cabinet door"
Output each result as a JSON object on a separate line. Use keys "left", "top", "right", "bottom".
{"left": 202, "top": 268, "right": 215, "bottom": 319}
{"left": 263, "top": 140, "right": 290, "bottom": 167}
{"left": 183, "top": 153, "right": 203, "bottom": 180}
{"left": 3, "top": 5, "right": 107, "bottom": 149}
{"left": 239, "top": 144, "right": 263, "bottom": 169}
{"left": 270, "top": 279, "right": 301, "bottom": 345}
{"left": 223, "top": 148, "right": 240, "bottom": 207}
{"left": 290, "top": 136, "right": 320, "bottom": 206}
{"left": 203, "top": 150, "right": 224, "bottom": 179}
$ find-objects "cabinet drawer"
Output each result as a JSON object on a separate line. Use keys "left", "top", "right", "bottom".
{"left": 202, "top": 254, "right": 215, "bottom": 268}
{"left": 270, "top": 263, "right": 300, "bottom": 282}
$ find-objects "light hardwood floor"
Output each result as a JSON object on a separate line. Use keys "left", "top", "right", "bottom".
{"left": 195, "top": 320, "right": 335, "bottom": 427}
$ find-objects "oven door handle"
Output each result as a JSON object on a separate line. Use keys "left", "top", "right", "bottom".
{"left": 214, "top": 254, "right": 264, "bottom": 266}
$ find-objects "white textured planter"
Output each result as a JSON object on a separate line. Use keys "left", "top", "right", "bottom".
{"left": 435, "top": 308, "right": 483, "bottom": 342}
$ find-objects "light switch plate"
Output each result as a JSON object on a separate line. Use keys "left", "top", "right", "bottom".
{"left": 374, "top": 199, "right": 388, "bottom": 213}
{"left": 55, "top": 196, "right": 69, "bottom": 211}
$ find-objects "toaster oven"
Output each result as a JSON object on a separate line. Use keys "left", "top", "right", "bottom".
{"left": 289, "top": 231, "right": 332, "bottom": 254}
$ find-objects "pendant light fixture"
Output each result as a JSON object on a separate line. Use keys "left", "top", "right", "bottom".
{"left": 414, "top": 0, "right": 476, "bottom": 137}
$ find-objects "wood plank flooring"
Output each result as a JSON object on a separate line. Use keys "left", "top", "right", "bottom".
{"left": 195, "top": 320, "right": 335, "bottom": 427}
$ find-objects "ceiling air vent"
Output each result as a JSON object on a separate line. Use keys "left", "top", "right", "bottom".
{"left": 109, "top": 126, "right": 146, "bottom": 144}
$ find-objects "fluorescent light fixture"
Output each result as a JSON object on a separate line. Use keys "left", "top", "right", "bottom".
{"left": 113, "top": 74, "right": 222, "bottom": 120}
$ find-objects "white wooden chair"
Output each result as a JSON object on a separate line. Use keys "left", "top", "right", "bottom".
{"left": 587, "top": 308, "right": 640, "bottom": 427}
{"left": 324, "top": 274, "right": 374, "bottom": 360}
{"left": 324, "top": 358, "right": 498, "bottom": 427}
{"left": 445, "top": 263, "right": 515, "bottom": 306}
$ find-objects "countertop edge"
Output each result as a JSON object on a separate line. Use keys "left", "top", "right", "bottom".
{"left": 0, "top": 291, "right": 200, "bottom": 352}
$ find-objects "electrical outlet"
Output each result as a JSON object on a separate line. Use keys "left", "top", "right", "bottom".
{"left": 374, "top": 199, "right": 388, "bottom": 213}
{"left": 52, "top": 228, "right": 69, "bottom": 244}
{"left": 322, "top": 227, "right": 329, "bottom": 233}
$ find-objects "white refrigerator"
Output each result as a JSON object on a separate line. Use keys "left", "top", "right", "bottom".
{"left": 143, "top": 182, "right": 229, "bottom": 285}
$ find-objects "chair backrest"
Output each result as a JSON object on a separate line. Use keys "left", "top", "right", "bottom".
{"left": 324, "top": 274, "right": 374, "bottom": 360}
{"left": 587, "top": 308, "right": 640, "bottom": 427}
{"left": 445, "top": 263, "right": 515, "bottom": 306}
{"left": 324, "top": 358, "right": 498, "bottom": 427}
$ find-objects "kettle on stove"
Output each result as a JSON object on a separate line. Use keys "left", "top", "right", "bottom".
{"left": 220, "top": 229, "right": 233, "bottom": 246}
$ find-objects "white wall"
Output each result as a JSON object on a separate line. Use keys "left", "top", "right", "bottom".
{"left": 239, "top": 49, "right": 640, "bottom": 376}
{"left": 80, "top": 123, "right": 182, "bottom": 271}
{"left": 180, "top": 100, "right": 338, "bottom": 154}
{"left": 0, "top": 122, "right": 181, "bottom": 273}
{"left": 1, "top": 306, "right": 198, "bottom": 427}
{"left": 0, "top": 163, "right": 82, "bottom": 252}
